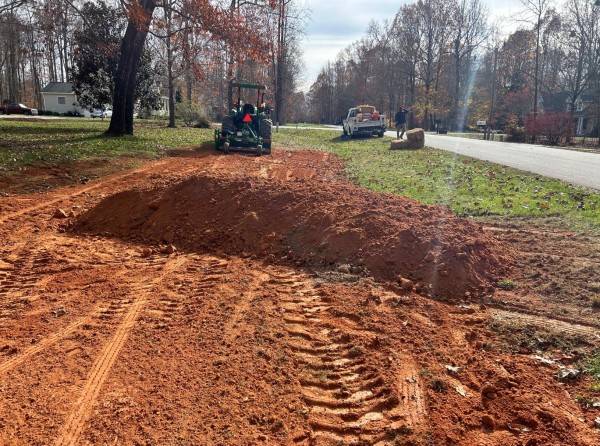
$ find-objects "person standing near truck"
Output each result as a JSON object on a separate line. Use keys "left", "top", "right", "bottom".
{"left": 395, "top": 106, "right": 410, "bottom": 139}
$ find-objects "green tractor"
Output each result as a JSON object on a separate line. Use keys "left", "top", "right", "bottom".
{"left": 214, "top": 82, "right": 273, "bottom": 156}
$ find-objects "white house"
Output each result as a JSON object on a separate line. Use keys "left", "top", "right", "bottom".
{"left": 41, "top": 81, "right": 169, "bottom": 117}
{"left": 41, "top": 82, "right": 88, "bottom": 116}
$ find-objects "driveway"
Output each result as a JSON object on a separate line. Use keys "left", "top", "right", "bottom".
{"left": 280, "top": 125, "right": 600, "bottom": 190}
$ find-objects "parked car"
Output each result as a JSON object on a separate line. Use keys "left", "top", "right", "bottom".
{"left": 342, "top": 105, "right": 386, "bottom": 138}
{"left": 0, "top": 103, "right": 38, "bottom": 115}
{"left": 90, "top": 108, "right": 113, "bottom": 119}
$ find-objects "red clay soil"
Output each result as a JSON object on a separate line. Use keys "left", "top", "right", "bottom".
{"left": 72, "top": 167, "right": 511, "bottom": 301}
{"left": 0, "top": 148, "right": 598, "bottom": 446}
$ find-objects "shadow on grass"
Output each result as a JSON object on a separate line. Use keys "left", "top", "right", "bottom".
{"left": 0, "top": 124, "right": 102, "bottom": 136}
{"left": 0, "top": 133, "right": 117, "bottom": 151}
{"left": 328, "top": 134, "right": 388, "bottom": 144}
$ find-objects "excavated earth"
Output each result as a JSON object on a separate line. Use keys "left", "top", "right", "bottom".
{"left": 0, "top": 147, "right": 598, "bottom": 446}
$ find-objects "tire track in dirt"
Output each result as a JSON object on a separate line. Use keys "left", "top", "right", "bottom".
{"left": 0, "top": 306, "right": 101, "bottom": 376}
{"left": 0, "top": 243, "right": 37, "bottom": 298}
{"left": 490, "top": 308, "right": 600, "bottom": 342}
{"left": 144, "top": 257, "right": 230, "bottom": 329}
{"left": 270, "top": 271, "right": 426, "bottom": 445}
{"left": 0, "top": 242, "right": 64, "bottom": 323}
{"left": 53, "top": 256, "right": 187, "bottom": 446}
{"left": 224, "top": 268, "right": 270, "bottom": 344}
{"left": 518, "top": 251, "right": 600, "bottom": 264}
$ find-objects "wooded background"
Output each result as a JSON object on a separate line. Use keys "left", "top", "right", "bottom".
{"left": 0, "top": 0, "right": 306, "bottom": 126}
{"left": 1, "top": 0, "right": 599, "bottom": 136}
{"left": 307, "top": 0, "right": 600, "bottom": 137}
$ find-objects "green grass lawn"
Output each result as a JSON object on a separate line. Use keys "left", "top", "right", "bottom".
{"left": 274, "top": 129, "right": 600, "bottom": 227}
{"left": 588, "top": 353, "right": 600, "bottom": 392}
{"left": 283, "top": 122, "right": 331, "bottom": 128}
{"left": 0, "top": 119, "right": 211, "bottom": 170}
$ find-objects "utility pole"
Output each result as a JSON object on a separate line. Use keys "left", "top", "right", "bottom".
{"left": 595, "top": 1, "right": 600, "bottom": 146}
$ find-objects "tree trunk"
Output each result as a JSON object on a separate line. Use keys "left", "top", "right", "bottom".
{"left": 274, "top": 0, "right": 287, "bottom": 125}
{"left": 184, "top": 27, "right": 193, "bottom": 103}
{"left": 165, "top": 3, "right": 176, "bottom": 128}
{"left": 533, "top": 16, "right": 541, "bottom": 119}
{"left": 107, "top": 0, "right": 156, "bottom": 136}
{"left": 6, "top": 12, "right": 20, "bottom": 102}
{"left": 226, "top": 0, "right": 237, "bottom": 111}
{"left": 488, "top": 47, "right": 498, "bottom": 138}
{"left": 453, "top": 37, "right": 461, "bottom": 130}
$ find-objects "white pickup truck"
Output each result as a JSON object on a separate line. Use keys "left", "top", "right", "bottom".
{"left": 342, "top": 105, "right": 386, "bottom": 138}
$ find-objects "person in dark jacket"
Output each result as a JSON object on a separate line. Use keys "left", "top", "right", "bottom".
{"left": 395, "top": 106, "right": 410, "bottom": 139}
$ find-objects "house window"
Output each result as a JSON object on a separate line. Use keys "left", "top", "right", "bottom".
{"left": 58, "top": 97, "right": 66, "bottom": 105}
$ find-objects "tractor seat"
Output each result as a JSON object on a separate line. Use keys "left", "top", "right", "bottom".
{"left": 242, "top": 103, "right": 256, "bottom": 116}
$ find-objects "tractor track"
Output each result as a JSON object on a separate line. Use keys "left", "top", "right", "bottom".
{"left": 0, "top": 255, "right": 170, "bottom": 373}
{"left": 269, "top": 271, "right": 426, "bottom": 445}
{"left": 53, "top": 256, "right": 186, "bottom": 446}
{"left": 0, "top": 306, "right": 101, "bottom": 376}
{"left": 54, "top": 297, "right": 148, "bottom": 446}
{"left": 143, "top": 256, "right": 231, "bottom": 329}
{"left": 489, "top": 306, "right": 600, "bottom": 341}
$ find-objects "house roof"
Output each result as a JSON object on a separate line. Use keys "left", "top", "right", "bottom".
{"left": 41, "top": 82, "right": 74, "bottom": 94}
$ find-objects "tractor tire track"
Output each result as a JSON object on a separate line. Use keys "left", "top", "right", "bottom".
{"left": 53, "top": 297, "right": 147, "bottom": 446}
{"left": 270, "top": 271, "right": 426, "bottom": 445}
{"left": 0, "top": 307, "right": 100, "bottom": 376}
{"left": 144, "top": 256, "right": 230, "bottom": 329}
{"left": 53, "top": 256, "right": 186, "bottom": 446}
{"left": 490, "top": 308, "right": 600, "bottom": 342}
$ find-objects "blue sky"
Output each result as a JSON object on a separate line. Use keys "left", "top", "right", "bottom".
{"left": 300, "top": 0, "right": 524, "bottom": 91}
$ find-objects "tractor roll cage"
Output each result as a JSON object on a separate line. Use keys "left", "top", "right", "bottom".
{"left": 232, "top": 81, "right": 267, "bottom": 109}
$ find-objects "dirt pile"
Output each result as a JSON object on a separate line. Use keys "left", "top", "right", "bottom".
{"left": 73, "top": 172, "right": 511, "bottom": 299}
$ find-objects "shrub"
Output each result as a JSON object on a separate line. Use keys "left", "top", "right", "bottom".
{"left": 177, "top": 101, "right": 210, "bottom": 128}
{"left": 525, "top": 112, "right": 573, "bottom": 145}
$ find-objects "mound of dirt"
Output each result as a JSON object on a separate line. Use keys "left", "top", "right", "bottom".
{"left": 72, "top": 173, "right": 512, "bottom": 300}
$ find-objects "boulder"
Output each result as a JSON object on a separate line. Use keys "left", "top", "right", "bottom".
{"left": 407, "top": 128, "right": 425, "bottom": 147}
{"left": 390, "top": 128, "right": 425, "bottom": 150}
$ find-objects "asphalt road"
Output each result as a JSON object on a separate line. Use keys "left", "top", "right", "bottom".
{"left": 280, "top": 125, "right": 600, "bottom": 190}
{"left": 395, "top": 133, "right": 600, "bottom": 190}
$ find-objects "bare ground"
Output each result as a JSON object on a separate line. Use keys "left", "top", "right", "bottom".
{"left": 0, "top": 148, "right": 598, "bottom": 445}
